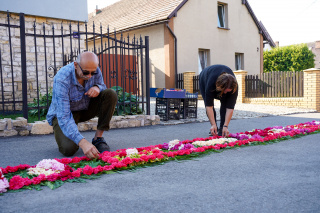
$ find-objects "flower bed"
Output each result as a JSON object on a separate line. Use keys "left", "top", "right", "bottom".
{"left": 1, "top": 121, "right": 320, "bottom": 194}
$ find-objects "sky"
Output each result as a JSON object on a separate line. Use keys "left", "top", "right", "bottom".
{"left": 87, "top": 0, "right": 320, "bottom": 46}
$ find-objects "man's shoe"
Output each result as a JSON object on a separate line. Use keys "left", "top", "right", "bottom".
{"left": 92, "top": 137, "right": 110, "bottom": 153}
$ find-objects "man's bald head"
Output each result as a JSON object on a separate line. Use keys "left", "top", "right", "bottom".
{"left": 75, "top": 51, "right": 100, "bottom": 76}
{"left": 76, "top": 52, "right": 99, "bottom": 66}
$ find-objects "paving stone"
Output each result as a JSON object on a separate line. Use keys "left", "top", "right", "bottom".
{"left": 116, "top": 120, "right": 128, "bottom": 128}
{"left": 4, "top": 118, "right": 12, "bottom": 130}
{"left": 128, "top": 119, "right": 137, "bottom": 127}
{"left": 19, "top": 130, "right": 30, "bottom": 136}
{"left": 0, "top": 120, "right": 6, "bottom": 130}
{"left": 78, "top": 123, "right": 91, "bottom": 131}
{"left": 30, "top": 121, "right": 53, "bottom": 135}
{"left": 12, "top": 119, "right": 27, "bottom": 127}
{"left": 2, "top": 129, "right": 18, "bottom": 137}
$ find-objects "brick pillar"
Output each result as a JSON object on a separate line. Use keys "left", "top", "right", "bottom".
{"left": 234, "top": 70, "right": 247, "bottom": 103}
{"left": 303, "top": 68, "right": 320, "bottom": 111}
{"left": 183, "top": 71, "right": 195, "bottom": 93}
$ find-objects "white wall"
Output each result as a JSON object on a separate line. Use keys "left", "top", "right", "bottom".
{"left": 174, "top": 0, "right": 261, "bottom": 75}
{"left": 124, "top": 25, "right": 166, "bottom": 88}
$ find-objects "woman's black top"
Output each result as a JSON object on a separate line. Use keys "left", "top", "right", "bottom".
{"left": 199, "top": 64, "right": 238, "bottom": 109}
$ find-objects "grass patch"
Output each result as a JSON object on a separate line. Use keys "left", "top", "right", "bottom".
{"left": 0, "top": 114, "right": 46, "bottom": 123}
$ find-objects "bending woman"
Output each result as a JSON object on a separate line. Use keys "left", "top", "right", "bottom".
{"left": 199, "top": 64, "right": 238, "bottom": 137}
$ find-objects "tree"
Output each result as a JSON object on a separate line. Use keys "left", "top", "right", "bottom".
{"left": 263, "top": 44, "right": 315, "bottom": 72}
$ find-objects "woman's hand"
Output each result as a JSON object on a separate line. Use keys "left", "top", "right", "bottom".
{"left": 222, "top": 126, "right": 229, "bottom": 137}
{"left": 210, "top": 124, "right": 218, "bottom": 136}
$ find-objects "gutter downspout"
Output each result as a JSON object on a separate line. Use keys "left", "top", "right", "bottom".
{"left": 166, "top": 22, "right": 178, "bottom": 88}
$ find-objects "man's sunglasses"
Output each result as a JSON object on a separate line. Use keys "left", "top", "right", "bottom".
{"left": 78, "top": 64, "right": 98, "bottom": 76}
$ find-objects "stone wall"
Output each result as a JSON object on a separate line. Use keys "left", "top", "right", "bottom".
{"left": 0, "top": 12, "right": 86, "bottom": 111}
{"left": 0, "top": 115, "right": 160, "bottom": 137}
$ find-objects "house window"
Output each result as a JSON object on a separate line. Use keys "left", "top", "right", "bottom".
{"left": 235, "top": 53, "right": 244, "bottom": 70}
{"left": 198, "top": 49, "right": 210, "bottom": 73}
{"left": 218, "top": 3, "right": 228, "bottom": 28}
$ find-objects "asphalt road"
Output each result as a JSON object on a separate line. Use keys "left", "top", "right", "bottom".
{"left": 1, "top": 113, "right": 320, "bottom": 213}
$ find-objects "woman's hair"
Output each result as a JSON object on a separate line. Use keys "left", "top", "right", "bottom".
{"left": 216, "top": 72, "right": 238, "bottom": 97}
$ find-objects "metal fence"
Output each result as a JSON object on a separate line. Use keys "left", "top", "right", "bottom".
{"left": 0, "top": 12, "right": 150, "bottom": 120}
{"left": 176, "top": 73, "right": 184, "bottom": 89}
{"left": 245, "top": 71, "right": 304, "bottom": 98}
{"left": 193, "top": 75, "right": 200, "bottom": 93}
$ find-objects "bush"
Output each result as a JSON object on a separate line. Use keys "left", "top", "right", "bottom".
{"left": 111, "top": 86, "right": 143, "bottom": 115}
{"left": 27, "top": 86, "right": 143, "bottom": 119}
{"left": 263, "top": 44, "right": 315, "bottom": 72}
{"left": 28, "top": 88, "right": 52, "bottom": 117}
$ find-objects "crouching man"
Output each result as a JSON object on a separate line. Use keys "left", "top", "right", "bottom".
{"left": 46, "top": 51, "right": 117, "bottom": 159}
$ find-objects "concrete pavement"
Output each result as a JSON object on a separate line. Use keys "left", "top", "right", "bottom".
{"left": 1, "top": 112, "right": 320, "bottom": 213}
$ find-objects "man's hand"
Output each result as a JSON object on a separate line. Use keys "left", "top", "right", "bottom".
{"left": 222, "top": 126, "right": 230, "bottom": 137}
{"left": 85, "top": 86, "right": 100, "bottom": 98}
{"left": 210, "top": 124, "right": 218, "bottom": 136}
{"left": 79, "top": 139, "right": 100, "bottom": 159}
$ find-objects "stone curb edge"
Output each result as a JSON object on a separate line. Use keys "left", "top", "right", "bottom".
{"left": 0, "top": 115, "right": 161, "bottom": 137}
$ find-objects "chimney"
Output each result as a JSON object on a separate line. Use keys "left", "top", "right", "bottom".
{"left": 316, "top": 41, "right": 320, "bottom": 49}
{"left": 275, "top": 41, "right": 279, "bottom": 47}
{"left": 95, "top": 5, "right": 102, "bottom": 15}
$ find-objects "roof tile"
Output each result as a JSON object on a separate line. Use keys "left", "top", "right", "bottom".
{"left": 88, "top": 0, "right": 184, "bottom": 33}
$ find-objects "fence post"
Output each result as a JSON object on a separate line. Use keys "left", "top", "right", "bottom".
{"left": 234, "top": 70, "right": 247, "bottom": 103}
{"left": 183, "top": 71, "right": 195, "bottom": 93}
{"left": 303, "top": 68, "right": 320, "bottom": 111}
{"left": 145, "top": 36, "right": 150, "bottom": 115}
{"left": 19, "top": 13, "right": 28, "bottom": 119}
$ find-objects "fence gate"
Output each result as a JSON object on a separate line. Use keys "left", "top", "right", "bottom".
{"left": 0, "top": 12, "right": 150, "bottom": 120}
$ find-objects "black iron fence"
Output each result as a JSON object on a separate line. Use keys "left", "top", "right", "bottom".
{"left": 245, "top": 71, "right": 304, "bottom": 98}
{"left": 0, "top": 12, "right": 150, "bottom": 120}
{"left": 193, "top": 75, "right": 200, "bottom": 93}
{"left": 176, "top": 73, "right": 184, "bottom": 89}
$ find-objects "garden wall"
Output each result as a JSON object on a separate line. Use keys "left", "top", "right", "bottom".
{"left": 183, "top": 68, "right": 320, "bottom": 111}
{"left": 0, "top": 115, "right": 160, "bottom": 137}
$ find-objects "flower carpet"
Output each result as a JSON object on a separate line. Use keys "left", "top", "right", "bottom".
{"left": 1, "top": 121, "right": 320, "bottom": 194}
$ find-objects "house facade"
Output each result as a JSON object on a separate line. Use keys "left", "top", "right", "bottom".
{"left": 88, "top": 0, "right": 275, "bottom": 88}
{"left": 307, "top": 41, "right": 320, "bottom": 68}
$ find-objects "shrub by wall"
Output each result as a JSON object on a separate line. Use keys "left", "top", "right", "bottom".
{"left": 263, "top": 44, "right": 315, "bottom": 72}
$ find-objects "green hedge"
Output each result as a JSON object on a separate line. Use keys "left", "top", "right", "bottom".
{"left": 263, "top": 44, "right": 315, "bottom": 72}
{"left": 28, "top": 86, "right": 143, "bottom": 120}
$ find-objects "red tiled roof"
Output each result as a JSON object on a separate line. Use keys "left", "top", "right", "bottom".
{"left": 88, "top": 0, "right": 185, "bottom": 33}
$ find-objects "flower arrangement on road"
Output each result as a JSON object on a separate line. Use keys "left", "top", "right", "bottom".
{"left": 0, "top": 168, "right": 9, "bottom": 193}
{"left": 1, "top": 121, "right": 320, "bottom": 194}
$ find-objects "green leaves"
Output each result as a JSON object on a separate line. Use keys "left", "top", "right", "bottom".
{"left": 68, "top": 159, "right": 107, "bottom": 170}
{"left": 27, "top": 85, "right": 144, "bottom": 119}
{"left": 111, "top": 86, "right": 143, "bottom": 115}
{"left": 28, "top": 88, "right": 53, "bottom": 117}
{"left": 264, "top": 44, "right": 315, "bottom": 72}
